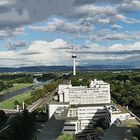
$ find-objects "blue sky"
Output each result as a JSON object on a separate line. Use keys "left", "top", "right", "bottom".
{"left": 0, "top": 0, "right": 140, "bottom": 67}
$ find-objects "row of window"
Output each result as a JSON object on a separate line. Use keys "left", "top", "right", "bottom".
{"left": 64, "top": 124, "right": 76, "bottom": 126}
{"left": 64, "top": 129, "right": 76, "bottom": 131}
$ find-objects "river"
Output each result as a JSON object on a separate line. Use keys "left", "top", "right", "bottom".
{"left": 0, "top": 80, "right": 53, "bottom": 102}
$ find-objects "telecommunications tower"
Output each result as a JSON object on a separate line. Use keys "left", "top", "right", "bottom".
{"left": 72, "top": 45, "right": 77, "bottom": 76}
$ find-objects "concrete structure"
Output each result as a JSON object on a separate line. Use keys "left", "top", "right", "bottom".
{"left": 62, "top": 104, "right": 132, "bottom": 134}
{"left": 72, "top": 45, "right": 77, "bottom": 76}
{"left": 48, "top": 79, "right": 132, "bottom": 138}
{"left": 48, "top": 102, "right": 69, "bottom": 118}
{"left": 58, "top": 79, "right": 111, "bottom": 105}
{"left": 63, "top": 104, "right": 111, "bottom": 134}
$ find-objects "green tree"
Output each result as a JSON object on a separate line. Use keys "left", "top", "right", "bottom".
{"left": 0, "top": 110, "right": 7, "bottom": 126}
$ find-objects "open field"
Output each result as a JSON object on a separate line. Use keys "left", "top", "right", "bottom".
{"left": 57, "top": 134, "right": 75, "bottom": 140}
{"left": 0, "top": 90, "right": 32, "bottom": 109}
{"left": 122, "top": 119, "right": 140, "bottom": 128}
{"left": 0, "top": 83, "right": 45, "bottom": 109}
{"left": 0, "top": 83, "right": 32, "bottom": 96}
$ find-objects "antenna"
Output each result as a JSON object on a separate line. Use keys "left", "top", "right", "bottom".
{"left": 72, "top": 44, "right": 77, "bottom": 76}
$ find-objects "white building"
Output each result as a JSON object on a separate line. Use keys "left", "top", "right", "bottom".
{"left": 58, "top": 79, "right": 111, "bottom": 105}
{"left": 63, "top": 104, "right": 111, "bottom": 134}
{"left": 48, "top": 79, "right": 131, "bottom": 135}
{"left": 62, "top": 104, "right": 131, "bottom": 134}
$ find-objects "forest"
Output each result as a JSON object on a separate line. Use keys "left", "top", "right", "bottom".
{"left": 70, "top": 71, "right": 140, "bottom": 108}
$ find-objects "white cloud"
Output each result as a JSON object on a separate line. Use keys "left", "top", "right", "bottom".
{"left": 115, "top": 14, "right": 140, "bottom": 24}
{"left": 0, "top": 39, "right": 71, "bottom": 67}
{"left": 30, "top": 18, "right": 93, "bottom": 34}
{"left": 0, "top": 0, "right": 16, "bottom": 6}
{"left": 0, "top": 39, "right": 140, "bottom": 67}
{"left": 0, "top": 27, "right": 25, "bottom": 38}
{"left": 112, "top": 24, "right": 122, "bottom": 30}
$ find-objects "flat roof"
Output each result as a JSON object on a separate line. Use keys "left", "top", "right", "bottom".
{"left": 37, "top": 107, "right": 69, "bottom": 140}
{"left": 70, "top": 103, "right": 113, "bottom": 108}
{"left": 49, "top": 102, "right": 69, "bottom": 105}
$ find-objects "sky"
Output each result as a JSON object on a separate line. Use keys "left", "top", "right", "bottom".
{"left": 0, "top": 0, "right": 140, "bottom": 67}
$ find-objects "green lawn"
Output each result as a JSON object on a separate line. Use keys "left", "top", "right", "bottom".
{"left": 0, "top": 83, "right": 32, "bottom": 96}
{"left": 0, "top": 90, "right": 32, "bottom": 109}
{"left": 57, "top": 134, "right": 75, "bottom": 140}
{"left": 0, "top": 84, "right": 44, "bottom": 109}
{"left": 122, "top": 119, "right": 140, "bottom": 128}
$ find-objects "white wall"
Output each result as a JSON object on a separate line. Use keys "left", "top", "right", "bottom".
{"left": 111, "top": 113, "right": 131, "bottom": 124}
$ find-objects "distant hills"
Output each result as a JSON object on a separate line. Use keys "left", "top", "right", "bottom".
{"left": 0, "top": 65, "right": 139, "bottom": 72}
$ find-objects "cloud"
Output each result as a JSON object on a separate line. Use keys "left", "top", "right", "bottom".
{"left": 0, "top": 39, "right": 139, "bottom": 67}
{"left": 0, "top": 0, "right": 139, "bottom": 30}
{"left": 6, "top": 41, "right": 26, "bottom": 50}
{"left": 0, "top": 39, "right": 71, "bottom": 67}
{"left": 0, "top": 27, "right": 25, "bottom": 39}
{"left": 115, "top": 14, "right": 140, "bottom": 24}
{"left": 117, "top": 0, "right": 140, "bottom": 12}
{"left": 112, "top": 24, "right": 122, "bottom": 30}
{"left": 0, "top": 0, "right": 15, "bottom": 6}
{"left": 30, "top": 18, "right": 93, "bottom": 34}
{"left": 86, "top": 29, "right": 140, "bottom": 41}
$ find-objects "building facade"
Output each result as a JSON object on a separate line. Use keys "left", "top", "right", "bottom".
{"left": 58, "top": 79, "right": 111, "bottom": 105}
{"left": 63, "top": 104, "right": 111, "bottom": 134}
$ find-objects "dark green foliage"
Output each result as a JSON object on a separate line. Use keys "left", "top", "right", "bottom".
{"left": 25, "top": 79, "right": 63, "bottom": 105}
{"left": 95, "top": 127, "right": 104, "bottom": 138}
{"left": 14, "top": 77, "right": 33, "bottom": 83}
{"left": 0, "top": 73, "right": 33, "bottom": 92}
{"left": 37, "top": 73, "right": 57, "bottom": 82}
{"left": 14, "top": 100, "right": 20, "bottom": 106}
{"left": 0, "top": 110, "right": 36, "bottom": 140}
{"left": 0, "top": 110, "right": 7, "bottom": 126}
{"left": 95, "top": 118, "right": 110, "bottom": 129}
{"left": 71, "top": 71, "right": 140, "bottom": 107}
{"left": 0, "top": 81, "right": 13, "bottom": 91}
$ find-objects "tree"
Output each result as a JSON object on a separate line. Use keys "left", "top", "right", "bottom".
{"left": 132, "top": 136, "right": 139, "bottom": 140}
{"left": 0, "top": 110, "right": 7, "bottom": 126}
{"left": 95, "top": 127, "right": 104, "bottom": 137}
{"left": 14, "top": 100, "right": 20, "bottom": 106}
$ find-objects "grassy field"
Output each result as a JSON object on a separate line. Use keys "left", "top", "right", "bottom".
{"left": 0, "top": 90, "right": 32, "bottom": 109}
{"left": 0, "top": 83, "right": 45, "bottom": 109}
{"left": 117, "top": 104, "right": 128, "bottom": 113}
{"left": 0, "top": 83, "right": 32, "bottom": 96}
{"left": 57, "top": 134, "right": 75, "bottom": 140}
{"left": 122, "top": 119, "right": 140, "bottom": 128}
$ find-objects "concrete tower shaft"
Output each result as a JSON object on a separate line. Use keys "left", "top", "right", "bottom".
{"left": 72, "top": 45, "right": 77, "bottom": 76}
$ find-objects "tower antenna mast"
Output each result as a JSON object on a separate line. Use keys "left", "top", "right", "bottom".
{"left": 72, "top": 44, "right": 77, "bottom": 76}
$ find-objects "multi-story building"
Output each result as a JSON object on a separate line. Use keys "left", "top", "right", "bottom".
{"left": 48, "top": 79, "right": 131, "bottom": 135}
{"left": 58, "top": 79, "right": 110, "bottom": 105}
{"left": 63, "top": 104, "right": 111, "bottom": 134}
